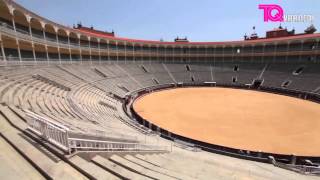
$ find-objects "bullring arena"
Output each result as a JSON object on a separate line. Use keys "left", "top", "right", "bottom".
{"left": 133, "top": 87, "right": 320, "bottom": 156}
{"left": 0, "top": 0, "right": 320, "bottom": 179}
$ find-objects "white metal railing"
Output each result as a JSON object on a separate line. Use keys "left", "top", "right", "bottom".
{"left": 25, "top": 110, "right": 169, "bottom": 154}
{"left": 68, "top": 138, "right": 168, "bottom": 152}
{"left": 25, "top": 110, "right": 70, "bottom": 151}
{"left": 269, "top": 156, "right": 320, "bottom": 175}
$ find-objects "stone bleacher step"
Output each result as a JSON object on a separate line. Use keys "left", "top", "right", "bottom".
{"left": 109, "top": 154, "right": 176, "bottom": 180}
{"left": 0, "top": 136, "right": 45, "bottom": 180}
{"left": 0, "top": 110, "right": 88, "bottom": 180}
{"left": 135, "top": 154, "right": 163, "bottom": 167}
{"left": 70, "top": 156, "right": 120, "bottom": 180}
{"left": 92, "top": 155, "right": 151, "bottom": 180}
{"left": 125, "top": 155, "right": 192, "bottom": 180}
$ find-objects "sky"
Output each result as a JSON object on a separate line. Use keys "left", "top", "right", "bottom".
{"left": 15, "top": 0, "right": 320, "bottom": 42}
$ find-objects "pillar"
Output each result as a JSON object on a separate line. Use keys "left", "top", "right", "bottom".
{"left": 78, "top": 38, "right": 82, "bottom": 64}
{"left": 45, "top": 45, "right": 49, "bottom": 63}
{"left": 89, "top": 39, "right": 92, "bottom": 65}
{"left": 55, "top": 33, "right": 61, "bottom": 64}
{"left": 132, "top": 43, "right": 135, "bottom": 62}
{"left": 16, "top": 40, "right": 22, "bottom": 62}
{"left": 0, "top": 34, "right": 6, "bottom": 61}
{"left": 32, "top": 44, "right": 36, "bottom": 62}
{"left": 107, "top": 40, "right": 110, "bottom": 62}
{"left": 164, "top": 46, "right": 167, "bottom": 63}
{"left": 124, "top": 42, "right": 127, "bottom": 64}
{"left": 67, "top": 35, "right": 72, "bottom": 63}
{"left": 261, "top": 44, "right": 266, "bottom": 63}
{"left": 285, "top": 42, "right": 290, "bottom": 63}
{"left": 149, "top": 45, "right": 152, "bottom": 64}
{"left": 299, "top": 41, "right": 304, "bottom": 62}
{"left": 116, "top": 42, "right": 119, "bottom": 63}
{"left": 273, "top": 43, "right": 277, "bottom": 63}
{"left": 98, "top": 40, "right": 101, "bottom": 64}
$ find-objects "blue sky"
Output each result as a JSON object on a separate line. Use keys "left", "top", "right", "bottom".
{"left": 16, "top": 0, "right": 320, "bottom": 42}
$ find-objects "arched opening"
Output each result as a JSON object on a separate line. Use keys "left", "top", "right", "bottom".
{"left": 80, "top": 35, "right": 89, "bottom": 47}
{"left": 288, "top": 40, "right": 302, "bottom": 63}
{"left": 99, "top": 39, "right": 108, "bottom": 61}
{"left": 33, "top": 44, "right": 47, "bottom": 61}
{"left": 0, "top": 1, "right": 13, "bottom": 28}
{"left": 142, "top": 44, "right": 150, "bottom": 62}
{"left": 90, "top": 37, "right": 98, "bottom": 48}
{"left": 69, "top": 32, "right": 79, "bottom": 47}
{"left": 2, "top": 36, "right": 20, "bottom": 61}
{"left": 70, "top": 48, "right": 80, "bottom": 61}
{"left": 30, "top": 18, "right": 43, "bottom": 38}
{"left": 150, "top": 45, "right": 157, "bottom": 62}
{"left": 117, "top": 41, "right": 125, "bottom": 62}
{"left": 13, "top": 10, "right": 29, "bottom": 34}
{"left": 90, "top": 37, "right": 99, "bottom": 61}
{"left": 108, "top": 41, "right": 117, "bottom": 61}
{"left": 18, "top": 40, "right": 34, "bottom": 61}
{"left": 44, "top": 24, "right": 57, "bottom": 42}
{"left": 57, "top": 29, "right": 68, "bottom": 44}
{"left": 47, "top": 46, "right": 59, "bottom": 61}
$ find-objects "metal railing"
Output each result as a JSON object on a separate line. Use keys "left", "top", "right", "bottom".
{"left": 25, "top": 110, "right": 70, "bottom": 151}
{"left": 269, "top": 156, "right": 320, "bottom": 175}
{"left": 25, "top": 110, "right": 169, "bottom": 154}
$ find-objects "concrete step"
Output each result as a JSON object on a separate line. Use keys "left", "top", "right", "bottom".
{"left": 110, "top": 154, "right": 175, "bottom": 180}
{"left": 0, "top": 136, "right": 45, "bottom": 180}
{"left": 125, "top": 155, "right": 192, "bottom": 180}
{"left": 0, "top": 113, "right": 88, "bottom": 180}
{"left": 70, "top": 156, "right": 120, "bottom": 180}
{"left": 92, "top": 155, "right": 150, "bottom": 180}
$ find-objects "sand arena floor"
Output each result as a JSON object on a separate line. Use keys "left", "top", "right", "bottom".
{"left": 133, "top": 87, "right": 320, "bottom": 156}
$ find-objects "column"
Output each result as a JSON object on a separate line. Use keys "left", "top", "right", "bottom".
{"left": 32, "top": 44, "right": 36, "bottom": 62}
{"left": 89, "top": 38, "right": 92, "bottom": 64}
{"left": 16, "top": 40, "right": 22, "bottom": 62}
{"left": 285, "top": 42, "right": 290, "bottom": 63}
{"left": 45, "top": 45, "right": 49, "bottom": 63}
{"left": 299, "top": 41, "right": 304, "bottom": 62}
{"left": 316, "top": 39, "right": 320, "bottom": 63}
{"left": 28, "top": 22, "right": 37, "bottom": 62}
{"left": 11, "top": 17, "right": 21, "bottom": 62}
{"left": 42, "top": 27, "right": 50, "bottom": 64}
{"left": 124, "top": 42, "right": 127, "bottom": 64}
{"left": 0, "top": 39, "right": 6, "bottom": 61}
{"left": 11, "top": 17, "right": 17, "bottom": 33}
{"left": 116, "top": 42, "right": 119, "bottom": 63}
{"left": 180, "top": 46, "right": 183, "bottom": 63}
{"left": 67, "top": 35, "right": 72, "bottom": 63}
{"left": 132, "top": 43, "right": 135, "bottom": 62}
{"left": 55, "top": 33, "right": 61, "bottom": 64}
{"left": 189, "top": 46, "right": 191, "bottom": 63}
{"left": 196, "top": 46, "right": 199, "bottom": 62}
{"left": 164, "top": 46, "right": 167, "bottom": 63}
{"left": 273, "top": 43, "right": 277, "bottom": 63}
{"left": 251, "top": 45, "right": 254, "bottom": 63}
{"left": 107, "top": 40, "right": 110, "bottom": 62}
{"left": 149, "top": 45, "right": 152, "bottom": 64}
{"left": 205, "top": 46, "right": 208, "bottom": 64}
{"left": 213, "top": 45, "right": 216, "bottom": 66}
{"left": 98, "top": 40, "right": 101, "bottom": 64}
{"left": 222, "top": 45, "right": 225, "bottom": 63}
{"left": 156, "top": 45, "right": 159, "bottom": 63}
{"left": 261, "top": 44, "right": 265, "bottom": 63}
{"left": 78, "top": 38, "right": 82, "bottom": 64}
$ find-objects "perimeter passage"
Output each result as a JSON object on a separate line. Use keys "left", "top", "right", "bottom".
{"left": 133, "top": 87, "right": 320, "bottom": 156}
